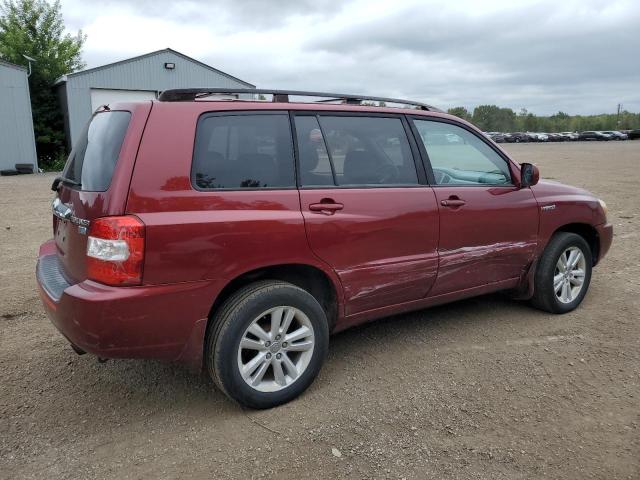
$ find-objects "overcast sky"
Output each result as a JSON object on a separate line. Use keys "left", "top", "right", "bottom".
{"left": 59, "top": 0, "right": 639, "bottom": 115}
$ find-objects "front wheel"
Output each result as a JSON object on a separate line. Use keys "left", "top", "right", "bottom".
{"left": 531, "top": 233, "right": 593, "bottom": 313}
{"left": 206, "top": 280, "right": 329, "bottom": 409}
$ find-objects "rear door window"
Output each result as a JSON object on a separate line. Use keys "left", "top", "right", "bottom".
{"left": 63, "top": 111, "right": 131, "bottom": 191}
{"left": 314, "top": 116, "right": 419, "bottom": 186}
{"left": 192, "top": 113, "right": 295, "bottom": 189}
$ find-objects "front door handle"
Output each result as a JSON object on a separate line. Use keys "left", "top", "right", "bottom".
{"left": 441, "top": 197, "right": 466, "bottom": 207}
{"left": 309, "top": 199, "right": 344, "bottom": 214}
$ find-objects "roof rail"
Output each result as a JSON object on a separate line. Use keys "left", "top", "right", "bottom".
{"left": 158, "top": 88, "right": 442, "bottom": 112}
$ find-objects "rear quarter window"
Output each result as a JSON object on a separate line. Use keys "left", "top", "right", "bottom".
{"left": 63, "top": 111, "right": 131, "bottom": 191}
{"left": 192, "top": 113, "right": 295, "bottom": 189}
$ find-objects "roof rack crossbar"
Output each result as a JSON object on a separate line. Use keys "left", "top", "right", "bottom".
{"left": 158, "top": 88, "right": 441, "bottom": 112}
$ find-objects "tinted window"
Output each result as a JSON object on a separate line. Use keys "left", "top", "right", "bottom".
{"left": 317, "top": 116, "right": 418, "bottom": 186}
{"left": 63, "top": 111, "right": 131, "bottom": 191}
{"left": 294, "top": 116, "right": 334, "bottom": 187}
{"left": 412, "top": 120, "right": 512, "bottom": 186}
{"left": 193, "top": 114, "right": 295, "bottom": 189}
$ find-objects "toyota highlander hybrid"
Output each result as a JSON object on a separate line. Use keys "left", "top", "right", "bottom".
{"left": 37, "top": 89, "right": 612, "bottom": 408}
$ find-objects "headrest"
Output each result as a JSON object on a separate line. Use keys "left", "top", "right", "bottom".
{"left": 299, "top": 143, "right": 320, "bottom": 172}
{"left": 343, "top": 150, "right": 377, "bottom": 184}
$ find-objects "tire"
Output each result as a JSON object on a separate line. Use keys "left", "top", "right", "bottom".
{"left": 531, "top": 233, "right": 593, "bottom": 313}
{"left": 206, "top": 280, "right": 329, "bottom": 409}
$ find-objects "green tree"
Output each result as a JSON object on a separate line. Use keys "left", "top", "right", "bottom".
{"left": 0, "top": 0, "right": 85, "bottom": 168}
{"left": 472, "top": 105, "right": 516, "bottom": 132}
{"left": 522, "top": 113, "right": 538, "bottom": 132}
{"left": 548, "top": 111, "right": 570, "bottom": 131}
{"left": 447, "top": 106, "right": 472, "bottom": 122}
{"left": 496, "top": 107, "right": 516, "bottom": 132}
{"left": 472, "top": 105, "right": 498, "bottom": 130}
{"left": 463, "top": 106, "right": 640, "bottom": 133}
{"left": 619, "top": 111, "right": 640, "bottom": 129}
{"left": 516, "top": 108, "right": 538, "bottom": 132}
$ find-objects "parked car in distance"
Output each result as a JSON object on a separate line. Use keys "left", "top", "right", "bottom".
{"left": 628, "top": 129, "right": 640, "bottom": 140}
{"left": 559, "top": 132, "right": 579, "bottom": 141}
{"left": 36, "top": 88, "right": 613, "bottom": 409}
{"left": 579, "top": 131, "right": 612, "bottom": 141}
{"left": 525, "top": 132, "right": 539, "bottom": 142}
{"left": 601, "top": 130, "right": 628, "bottom": 140}
{"left": 504, "top": 132, "right": 529, "bottom": 143}
{"left": 546, "top": 133, "right": 565, "bottom": 142}
{"left": 485, "top": 131, "right": 506, "bottom": 143}
{"left": 528, "top": 132, "right": 549, "bottom": 142}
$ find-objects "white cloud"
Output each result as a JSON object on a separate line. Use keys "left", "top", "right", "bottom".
{"left": 59, "top": 0, "right": 640, "bottom": 114}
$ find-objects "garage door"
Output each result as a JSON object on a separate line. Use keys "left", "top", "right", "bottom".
{"left": 90, "top": 89, "right": 157, "bottom": 111}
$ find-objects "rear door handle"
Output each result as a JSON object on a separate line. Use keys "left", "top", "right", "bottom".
{"left": 441, "top": 198, "right": 466, "bottom": 207}
{"left": 309, "top": 200, "right": 344, "bottom": 214}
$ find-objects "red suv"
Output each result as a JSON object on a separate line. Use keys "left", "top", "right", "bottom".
{"left": 37, "top": 89, "right": 612, "bottom": 408}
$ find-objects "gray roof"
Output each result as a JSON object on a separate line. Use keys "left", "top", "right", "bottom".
{"left": 0, "top": 58, "right": 28, "bottom": 72}
{"left": 54, "top": 48, "right": 254, "bottom": 87}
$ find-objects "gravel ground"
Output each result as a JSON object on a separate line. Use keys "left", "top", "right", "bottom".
{"left": 1, "top": 141, "right": 638, "bottom": 479}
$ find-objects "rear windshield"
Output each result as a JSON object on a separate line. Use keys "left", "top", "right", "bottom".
{"left": 63, "top": 111, "right": 131, "bottom": 191}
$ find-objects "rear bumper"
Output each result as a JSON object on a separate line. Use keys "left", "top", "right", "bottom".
{"left": 595, "top": 223, "right": 613, "bottom": 264}
{"left": 36, "top": 240, "right": 221, "bottom": 371}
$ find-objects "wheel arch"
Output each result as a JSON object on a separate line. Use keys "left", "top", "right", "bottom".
{"left": 553, "top": 223, "right": 600, "bottom": 265}
{"left": 514, "top": 221, "right": 600, "bottom": 301}
{"left": 205, "top": 263, "right": 342, "bottom": 343}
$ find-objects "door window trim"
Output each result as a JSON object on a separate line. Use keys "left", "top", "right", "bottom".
{"left": 291, "top": 111, "right": 428, "bottom": 189}
{"left": 407, "top": 115, "right": 518, "bottom": 188}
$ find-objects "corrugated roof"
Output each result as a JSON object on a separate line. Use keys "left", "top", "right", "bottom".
{"left": 0, "top": 58, "right": 28, "bottom": 72}
{"left": 53, "top": 48, "right": 254, "bottom": 87}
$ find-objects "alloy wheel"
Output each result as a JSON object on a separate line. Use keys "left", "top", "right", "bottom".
{"left": 237, "top": 306, "right": 315, "bottom": 393}
{"left": 554, "top": 246, "right": 587, "bottom": 304}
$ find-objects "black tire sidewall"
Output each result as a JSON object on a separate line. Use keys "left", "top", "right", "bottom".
{"left": 536, "top": 233, "right": 593, "bottom": 313}
{"left": 211, "top": 284, "right": 329, "bottom": 409}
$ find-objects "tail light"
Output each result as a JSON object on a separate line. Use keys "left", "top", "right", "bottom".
{"left": 86, "top": 216, "right": 145, "bottom": 286}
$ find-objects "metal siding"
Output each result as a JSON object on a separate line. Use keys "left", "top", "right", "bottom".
{"left": 0, "top": 63, "right": 38, "bottom": 171}
{"left": 64, "top": 51, "right": 252, "bottom": 146}
{"left": 57, "top": 82, "right": 71, "bottom": 147}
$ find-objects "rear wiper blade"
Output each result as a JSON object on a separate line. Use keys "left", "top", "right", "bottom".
{"left": 51, "top": 176, "right": 81, "bottom": 191}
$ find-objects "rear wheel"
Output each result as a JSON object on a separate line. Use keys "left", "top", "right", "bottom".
{"left": 206, "top": 281, "right": 329, "bottom": 409}
{"left": 531, "top": 233, "right": 592, "bottom": 313}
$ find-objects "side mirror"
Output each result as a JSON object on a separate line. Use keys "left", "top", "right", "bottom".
{"left": 520, "top": 163, "right": 539, "bottom": 188}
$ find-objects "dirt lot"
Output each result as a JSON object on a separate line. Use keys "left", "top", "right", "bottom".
{"left": 1, "top": 141, "right": 638, "bottom": 479}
